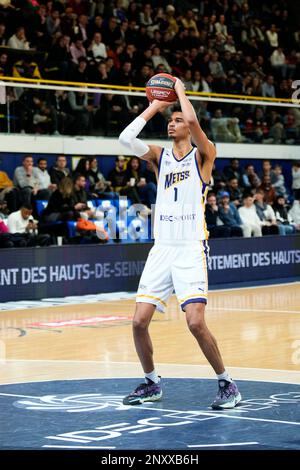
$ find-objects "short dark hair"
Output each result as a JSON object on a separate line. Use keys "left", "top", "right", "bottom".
{"left": 21, "top": 203, "right": 33, "bottom": 211}
{"left": 171, "top": 104, "right": 182, "bottom": 113}
{"left": 37, "top": 158, "right": 47, "bottom": 164}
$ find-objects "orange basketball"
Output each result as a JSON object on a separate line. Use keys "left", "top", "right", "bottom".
{"left": 146, "top": 73, "right": 177, "bottom": 102}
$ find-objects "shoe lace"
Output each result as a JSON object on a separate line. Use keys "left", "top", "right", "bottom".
{"left": 132, "top": 383, "right": 148, "bottom": 395}
{"left": 218, "top": 383, "right": 233, "bottom": 399}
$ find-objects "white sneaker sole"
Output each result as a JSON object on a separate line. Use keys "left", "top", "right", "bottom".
{"left": 211, "top": 392, "right": 242, "bottom": 410}
{"left": 124, "top": 391, "right": 163, "bottom": 406}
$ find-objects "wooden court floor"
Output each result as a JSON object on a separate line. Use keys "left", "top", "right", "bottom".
{"left": 0, "top": 282, "right": 300, "bottom": 386}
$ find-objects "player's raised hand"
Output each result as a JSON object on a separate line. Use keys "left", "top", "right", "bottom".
{"left": 174, "top": 78, "right": 186, "bottom": 95}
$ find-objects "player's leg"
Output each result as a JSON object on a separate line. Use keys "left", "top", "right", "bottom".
{"left": 184, "top": 302, "right": 224, "bottom": 374}
{"left": 173, "top": 241, "right": 241, "bottom": 409}
{"left": 123, "top": 302, "right": 163, "bottom": 406}
{"left": 184, "top": 303, "right": 241, "bottom": 409}
{"left": 133, "top": 302, "right": 156, "bottom": 375}
{"left": 123, "top": 244, "right": 173, "bottom": 405}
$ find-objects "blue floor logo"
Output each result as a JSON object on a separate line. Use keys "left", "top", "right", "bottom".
{"left": 0, "top": 378, "right": 299, "bottom": 450}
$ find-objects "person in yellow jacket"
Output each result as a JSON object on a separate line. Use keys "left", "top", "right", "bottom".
{"left": 0, "top": 168, "right": 18, "bottom": 211}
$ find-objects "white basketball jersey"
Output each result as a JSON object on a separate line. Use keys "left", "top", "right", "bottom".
{"left": 154, "top": 147, "right": 209, "bottom": 241}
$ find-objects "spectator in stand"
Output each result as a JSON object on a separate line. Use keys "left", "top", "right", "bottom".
{"left": 70, "top": 37, "right": 86, "bottom": 64}
{"left": 266, "top": 24, "right": 279, "bottom": 50}
{"left": 242, "top": 163, "right": 261, "bottom": 189}
{"left": 181, "top": 9, "right": 199, "bottom": 35}
{"left": 270, "top": 164, "right": 288, "bottom": 198}
{"left": 46, "top": 8, "right": 61, "bottom": 37}
{"left": 60, "top": 6, "right": 77, "bottom": 37}
{"left": 108, "top": 155, "right": 141, "bottom": 205}
{"left": 262, "top": 75, "right": 276, "bottom": 98}
{"left": 49, "top": 90, "right": 75, "bottom": 134}
{"left": 0, "top": 216, "right": 14, "bottom": 248}
{"left": 225, "top": 177, "right": 243, "bottom": 207}
{"left": 72, "top": 57, "right": 89, "bottom": 82}
{"left": 7, "top": 203, "right": 51, "bottom": 246}
{"left": 88, "top": 32, "right": 107, "bottom": 62}
{"left": 254, "top": 189, "right": 279, "bottom": 235}
{"left": 260, "top": 159, "right": 272, "bottom": 179}
{"left": 144, "top": 161, "right": 157, "bottom": 186}
{"left": 42, "top": 177, "right": 77, "bottom": 223}
{"left": 209, "top": 51, "right": 226, "bottom": 91}
{"left": 36, "top": 158, "right": 57, "bottom": 195}
{"left": 224, "top": 35, "right": 237, "bottom": 54}
{"left": 73, "top": 157, "right": 90, "bottom": 190}
{"left": 45, "top": 34, "right": 71, "bottom": 80}
{"left": 215, "top": 15, "right": 228, "bottom": 40}
{"left": 211, "top": 109, "right": 245, "bottom": 143}
{"left": 165, "top": 4, "right": 179, "bottom": 37}
{"left": 76, "top": 13, "right": 89, "bottom": 45}
{"left": 288, "top": 190, "right": 300, "bottom": 228}
{"left": 0, "top": 52, "right": 10, "bottom": 75}
{"left": 49, "top": 155, "right": 70, "bottom": 185}
{"left": 151, "top": 46, "right": 172, "bottom": 74}
{"left": 223, "top": 158, "right": 242, "bottom": 183}
{"left": 245, "top": 107, "right": 269, "bottom": 143}
{"left": 13, "top": 155, "right": 51, "bottom": 205}
{"left": 238, "top": 194, "right": 262, "bottom": 237}
{"left": 67, "top": 90, "right": 93, "bottom": 135}
{"left": 273, "top": 195, "right": 296, "bottom": 235}
{"left": 0, "top": 165, "right": 18, "bottom": 212}
{"left": 139, "top": 3, "right": 153, "bottom": 26}
{"left": 7, "top": 27, "right": 30, "bottom": 50}
{"left": 291, "top": 161, "right": 300, "bottom": 197}
{"left": 126, "top": 157, "right": 157, "bottom": 208}
{"left": 87, "top": 156, "right": 117, "bottom": 200}
{"left": 0, "top": 0, "right": 298, "bottom": 145}
{"left": 205, "top": 192, "right": 231, "bottom": 238}
{"left": 71, "top": 174, "right": 95, "bottom": 220}
{"left": 218, "top": 191, "right": 243, "bottom": 237}
{"left": 210, "top": 163, "right": 226, "bottom": 194}
{"left": 0, "top": 23, "right": 7, "bottom": 46}
{"left": 68, "top": 0, "right": 89, "bottom": 16}
{"left": 270, "top": 47, "right": 287, "bottom": 78}
{"left": 259, "top": 174, "right": 276, "bottom": 205}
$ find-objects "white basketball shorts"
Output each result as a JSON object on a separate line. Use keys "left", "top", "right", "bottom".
{"left": 136, "top": 240, "right": 209, "bottom": 313}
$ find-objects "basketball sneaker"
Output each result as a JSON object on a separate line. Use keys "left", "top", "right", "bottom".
{"left": 211, "top": 379, "right": 242, "bottom": 409}
{"left": 123, "top": 378, "right": 162, "bottom": 405}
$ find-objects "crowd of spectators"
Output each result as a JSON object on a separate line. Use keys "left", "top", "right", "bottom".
{"left": 205, "top": 158, "right": 300, "bottom": 238}
{"left": 0, "top": 152, "right": 157, "bottom": 246}
{"left": 0, "top": 153, "right": 300, "bottom": 247}
{"left": 0, "top": 0, "right": 298, "bottom": 142}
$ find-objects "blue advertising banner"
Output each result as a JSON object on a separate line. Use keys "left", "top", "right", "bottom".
{"left": 0, "top": 235, "right": 299, "bottom": 302}
{"left": 207, "top": 235, "right": 300, "bottom": 284}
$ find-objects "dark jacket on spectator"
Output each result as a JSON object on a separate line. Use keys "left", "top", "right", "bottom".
{"left": 49, "top": 166, "right": 70, "bottom": 185}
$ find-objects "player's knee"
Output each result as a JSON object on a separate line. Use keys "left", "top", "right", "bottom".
{"left": 187, "top": 319, "right": 206, "bottom": 337}
{"left": 132, "top": 317, "right": 149, "bottom": 332}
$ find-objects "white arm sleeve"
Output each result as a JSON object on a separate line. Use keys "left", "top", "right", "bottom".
{"left": 119, "top": 116, "right": 150, "bottom": 157}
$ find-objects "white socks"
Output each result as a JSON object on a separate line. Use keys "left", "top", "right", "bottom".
{"left": 217, "top": 371, "right": 233, "bottom": 383}
{"left": 145, "top": 370, "right": 160, "bottom": 384}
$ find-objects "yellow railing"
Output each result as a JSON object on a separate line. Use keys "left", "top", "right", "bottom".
{"left": 0, "top": 75, "right": 296, "bottom": 104}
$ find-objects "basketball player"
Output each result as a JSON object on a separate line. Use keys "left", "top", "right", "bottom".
{"left": 119, "top": 78, "right": 241, "bottom": 409}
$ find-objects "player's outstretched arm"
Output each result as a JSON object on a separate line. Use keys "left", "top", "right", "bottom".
{"left": 119, "top": 100, "right": 172, "bottom": 165}
{"left": 174, "top": 79, "right": 216, "bottom": 182}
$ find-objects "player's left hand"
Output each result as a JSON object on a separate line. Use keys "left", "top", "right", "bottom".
{"left": 174, "top": 78, "right": 186, "bottom": 94}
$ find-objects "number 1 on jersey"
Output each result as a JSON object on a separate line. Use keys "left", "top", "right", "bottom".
{"left": 174, "top": 187, "right": 178, "bottom": 202}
